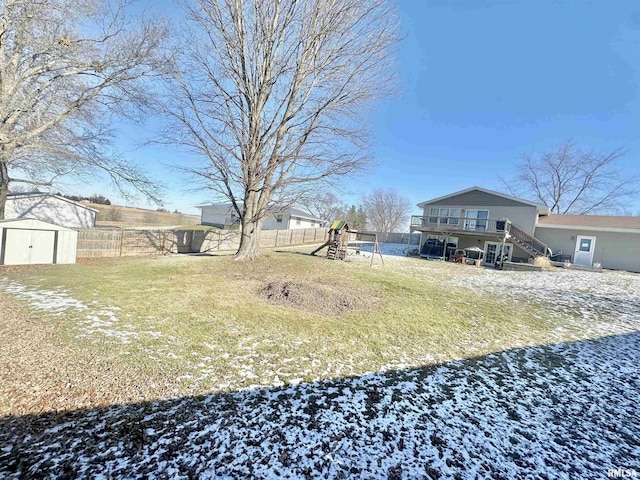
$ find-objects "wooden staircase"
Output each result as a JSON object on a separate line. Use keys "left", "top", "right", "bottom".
{"left": 505, "top": 222, "right": 548, "bottom": 258}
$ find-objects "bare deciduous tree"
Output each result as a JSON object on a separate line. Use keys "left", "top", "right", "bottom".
{"left": 362, "top": 188, "right": 410, "bottom": 232}
{"left": 0, "top": 0, "right": 168, "bottom": 219}
{"left": 503, "top": 141, "right": 639, "bottom": 214}
{"left": 299, "top": 191, "right": 347, "bottom": 224}
{"left": 161, "top": 0, "right": 399, "bottom": 260}
{"left": 105, "top": 205, "right": 123, "bottom": 222}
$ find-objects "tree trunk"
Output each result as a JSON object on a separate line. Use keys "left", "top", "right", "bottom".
{"left": 235, "top": 216, "right": 264, "bottom": 261}
{"left": 0, "top": 162, "right": 9, "bottom": 220}
{"left": 235, "top": 192, "right": 266, "bottom": 260}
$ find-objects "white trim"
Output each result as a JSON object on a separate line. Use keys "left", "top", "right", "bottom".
{"left": 417, "top": 186, "right": 545, "bottom": 210}
{"left": 535, "top": 224, "right": 640, "bottom": 234}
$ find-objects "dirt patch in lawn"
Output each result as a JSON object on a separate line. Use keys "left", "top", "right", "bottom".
{"left": 259, "top": 280, "right": 378, "bottom": 315}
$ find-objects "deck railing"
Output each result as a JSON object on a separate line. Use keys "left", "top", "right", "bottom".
{"left": 505, "top": 222, "right": 548, "bottom": 256}
{"left": 410, "top": 215, "right": 550, "bottom": 257}
{"left": 410, "top": 215, "right": 508, "bottom": 233}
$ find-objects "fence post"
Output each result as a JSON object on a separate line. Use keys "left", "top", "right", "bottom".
{"left": 275, "top": 229, "right": 279, "bottom": 247}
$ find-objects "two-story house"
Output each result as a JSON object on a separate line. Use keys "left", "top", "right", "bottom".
{"left": 411, "top": 187, "right": 640, "bottom": 273}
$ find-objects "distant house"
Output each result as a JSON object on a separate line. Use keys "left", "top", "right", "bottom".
{"left": 6, "top": 192, "right": 97, "bottom": 229}
{"left": 197, "top": 203, "right": 326, "bottom": 230}
{"left": 410, "top": 186, "right": 640, "bottom": 273}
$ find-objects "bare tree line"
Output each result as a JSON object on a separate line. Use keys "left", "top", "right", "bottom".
{"left": 301, "top": 188, "right": 412, "bottom": 232}
{"left": 503, "top": 141, "right": 639, "bottom": 215}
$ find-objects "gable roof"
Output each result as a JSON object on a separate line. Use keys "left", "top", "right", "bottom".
{"left": 287, "top": 207, "right": 324, "bottom": 222}
{"left": 7, "top": 192, "right": 99, "bottom": 213}
{"left": 537, "top": 214, "right": 640, "bottom": 232}
{"left": 417, "top": 186, "right": 549, "bottom": 212}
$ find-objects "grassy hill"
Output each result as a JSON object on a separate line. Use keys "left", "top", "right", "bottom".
{"left": 88, "top": 203, "right": 200, "bottom": 228}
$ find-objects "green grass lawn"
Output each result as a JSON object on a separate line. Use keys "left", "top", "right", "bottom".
{"left": 1, "top": 249, "right": 562, "bottom": 396}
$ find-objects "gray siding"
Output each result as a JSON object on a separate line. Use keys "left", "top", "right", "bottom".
{"left": 425, "top": 190, "right": 533, "bottom": 207}
{"left": 535, "top": 226, "right": 640, "bottom": 273}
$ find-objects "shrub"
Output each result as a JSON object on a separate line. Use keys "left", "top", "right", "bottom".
{"left": 533, "top": 256, "right": 553, "bottom": 270}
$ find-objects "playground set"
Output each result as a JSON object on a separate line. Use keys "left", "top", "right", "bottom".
{"left": 311, "top": 220, "right": 384, "bottom": 266}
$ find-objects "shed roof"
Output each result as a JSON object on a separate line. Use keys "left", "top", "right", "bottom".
{"left": 0, "top": 218, "right": 77, "bottom": 231}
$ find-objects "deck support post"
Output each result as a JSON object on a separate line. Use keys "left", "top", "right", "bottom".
{"left": 444, "top": 233, "right": 449, "bottom": 261}
{"left": 499, "top": 232, "right": 507, "bottom": 270}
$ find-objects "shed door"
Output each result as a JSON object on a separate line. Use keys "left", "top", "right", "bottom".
{"left": 3, "top": 229, "right": 55, "bottom": 265}
{"left": 3, "top": 229, "right": 32, "bottom": 265}
{"left": 29, "top": 230, "right": 56, "bottom": 264}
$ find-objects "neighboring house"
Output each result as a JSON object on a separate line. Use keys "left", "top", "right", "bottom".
{"left": 197, "top": 203, "right": 325, "bottom": 230}
{"left": 6, "top": 192, "right": 97, "bottom": 229}
{"left": 411, "top": 186, "right": 640, "bottom": 273}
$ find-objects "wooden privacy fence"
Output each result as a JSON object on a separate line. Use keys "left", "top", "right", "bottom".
{"left": 76, "top": 227, "right": 330, "bottom": 258}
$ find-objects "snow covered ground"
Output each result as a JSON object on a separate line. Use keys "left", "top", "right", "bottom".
{"left": 351, "top": 242, "right": 418, "bottom": 258}
{"left": 0, "top": 279, "right": 163, "bottom": 345}
{"left": 447, "top": 267, "right": 640, "bottom": 341}
{"left": 1, "top": 331, "right": 638, "bottom": 478}
{"left": 1, "top": 266, "right": 639, "bottom": 478}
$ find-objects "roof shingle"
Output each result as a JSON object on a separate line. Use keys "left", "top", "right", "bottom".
{"left": 538, "top": 214, "right": 640, "bottom": 230}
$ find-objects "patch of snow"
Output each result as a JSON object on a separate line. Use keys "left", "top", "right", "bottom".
{"left": 2, "top": 330, "right": 638, "bottom": 479}
{"left": 0, "top": 278, "right": 164, "bottom": 347}
{"left": 353, "top": 242, "right": 414, "bottom": 257}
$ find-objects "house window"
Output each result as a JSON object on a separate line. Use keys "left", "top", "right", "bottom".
{"left": 464, "top": 210, "right": 489, "bottom": 230}
{"left": 276, "top": 215, "right": 283, "bottom": 223}
{"left": 447, "top": 209, "right": 461, "bottom": 225}
{"left": 296, "top": 218, "right": 301, "bottom": 225}
{"left": 429, "top": 208, "right": 461, "bottom": 225}
{"left": 429, "top": 208, "right": 439, "bottom": 224}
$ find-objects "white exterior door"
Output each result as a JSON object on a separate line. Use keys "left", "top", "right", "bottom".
{"left": 574, "top": 235, "right": 596, "bottom": 266}
{"left": 484, "top": 241, "right": 512, "bottom": 267}
{"left": 3, "top": 229, "right": 55, "bottom": 265}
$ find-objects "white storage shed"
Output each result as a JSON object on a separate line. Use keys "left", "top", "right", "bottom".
{"left": 0, "top": 219, "right": 78, "bottom": 265}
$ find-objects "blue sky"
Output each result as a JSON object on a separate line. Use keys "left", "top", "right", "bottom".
{"left": 72, "top": 0, "right": 640, "bottom": 215}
